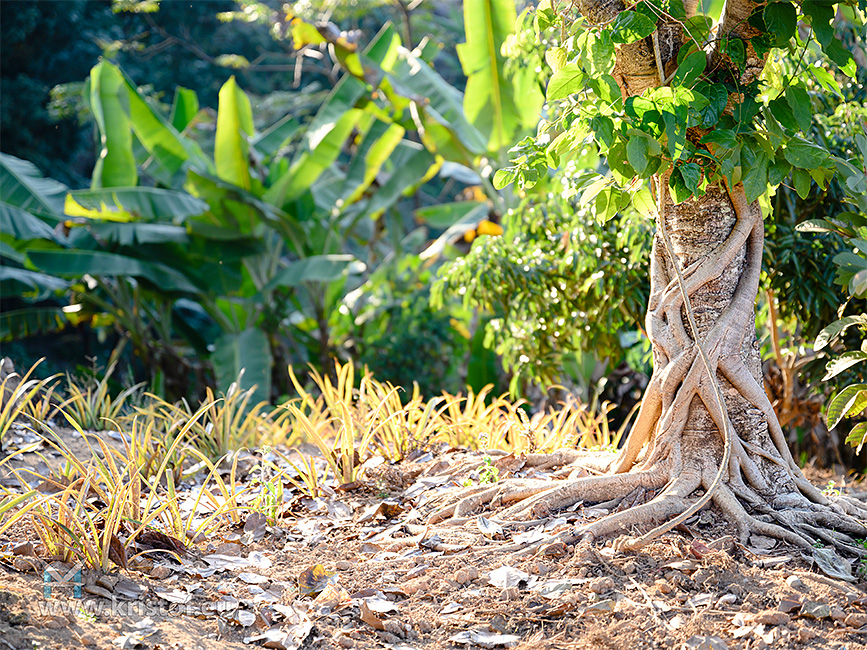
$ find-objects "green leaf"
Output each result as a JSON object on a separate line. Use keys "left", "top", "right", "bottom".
{"left": 683, "top": 15, "right": 713, "bottom": 43}
{"left": 668, "top": 168, "right": 692, "bottom": 204}
{"left": 721, "top": 37, "right": 745, "bottom": 69}
{"left": 672, "top": 50, "right": 707, "bottom": 88}
{"left": 846, "top": 422, "right": 867, "bottom": 452}
{"left": 211, "top": 328, "right": 272, "bottom": 407}
{"left": 341, "top": 120, "right": 406, "bottom": 204}
{"left": 795, "top": 218, "right": 836, "bottom": 233}
{"left": 785, "top": 86, "right": 812, "bottom": 133}
{"left": 493, "top": 168, "right": 518, "bottom": 189}
{"left": 802, "top": 0, "right": 835, "bottom": 47}
{"left": 816, "top": 315, "right": 867, "bottom": 350}
{"left": 546, "top": 64, "right": 585, "bottom": 101}
{"left": 0, "top": 266, "right": 69, "bottom": 297}
{"left": 768, "top": 97, "right": 798, "bottom": 132}
{"left": 595, "top": 187, "right": 624, "bottom": 222}
{"left": 741, "top": 144, "right": 769, "bottom": 202}
{"left": 0, "top": 154, "right": 68, "bottom": 217}
{"left": 693, "top": 83, "right": 727, "bottom": 128}
{"left": 763, "top": 2, "right": 796, "bottom": 45}
{"left": 701, "top": 129, "right": 738, "bottom": 149}
{"left": 170, "top": 87, "right": 199, "bottom": 132}
{"left": 215, "top": 77, "right": 254, "bottom": 191}
{"left": 824, "top": 351, "right": 867, "bottom": 381}
{"left": 89, "top": 61, "right": 137, "bottom": 188}
{"left": 265, "top": 255, "right": 365, "bottom": 290}
{"left": 577, "top": 31, "right": 615, "bottom": 76}
{"left": 545, "top": 47, "right": 568, "bottom": 73}
{"left": 784, "top": 139, "right": 830, "bottom": 169}
{"left": 251, "top": 114, "right": 302, "bottom": 161}
{"left": 627, "top": 136, "right": 651, "bottom": 175}
{"left": 114, "top": 65, "right": 208, "bottom": 180}
{"left": 679, "top": 162, "right": 702, "bottom": 193}
{"left": 610, "top": 11, "right": 657, "bottom": 44}
{"left": 768, "top": 156, "right": 792, "bottom": 186}
{"left": 0, "top": 204, "right": 58, "bottom": 242}
{"left": 792, "top": 168, "right": 812, "bottom": 198}
{"left": 265, "top": 109, "right": 362, "bottom": 209}
{"left": 361, "top": 140, "right": 439, "bottom": 220}
{"left": 64, "top": 187, "right": 208, "bottom": 222}
{"left": 416, "top": 201, "right": 488, "bottom": 228}
{"left": 663, "top": 111, "right": 686, "bottom": 160}
{"left": 458, "top": 0, "right": 542, "bottom": 151}
{"left": 27, "top": 249, "right": 198, "bottom": 293}
{"left": 827, "top": 384, "right": 867, "bottom": 431}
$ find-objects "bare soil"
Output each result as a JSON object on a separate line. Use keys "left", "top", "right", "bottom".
{"left": 2, "top": 425, "right": 867, "bottom": 650}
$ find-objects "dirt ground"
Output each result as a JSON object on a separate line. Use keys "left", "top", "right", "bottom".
{"left": 2, "top": 424, "right": 867, "bottom": 650}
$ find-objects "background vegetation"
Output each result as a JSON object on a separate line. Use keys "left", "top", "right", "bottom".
{"left": 1, "top": 0, "right": 866, "bottom": 468}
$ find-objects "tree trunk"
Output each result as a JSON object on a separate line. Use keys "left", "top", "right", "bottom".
{"left": 428, "top": 0, "right": 867, "bottom": 553}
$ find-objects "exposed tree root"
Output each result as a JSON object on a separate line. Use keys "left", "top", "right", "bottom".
{"left": 422, "top": 180, "right": 867, "bottom": 561}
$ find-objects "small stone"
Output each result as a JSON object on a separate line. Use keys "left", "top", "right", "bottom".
{"left": 541, "top": 541, "right": 569, "bottom": 557}
{"left": 335, "top": 560, "right": 352, "bottom": 571}
{"left": 717, "top": 594, "right": 737, "bottom": 606}
{"left": 43, "top": 616, "right": 66, "bottom": 630}
{"left": 800, "top": 601, "right": 831, "bottom": 619}
{"left": 655, "top": 579, "right": 673, "bottom": 595}
{"left": 682, "top": 635, "right": 728, "bottom": 650}
{"left": 96, "top": 574, "right": 118, "bottom": 590}
{"left": 745, "top": 610, "right": 790, "bottom": 626}
{"left": 417, "top": 620, "right": 434, "bottom": 633}
{"left": 382, "top": 620, "right": 404, "bottom": 637}
{"left": 404, "top": 578, "right": 430, "bottom": 595}
{"left": 149, "top": 565, "right": 173, "bottom": 579}
{"left": 381, "top": 572, "right": 397, "bottom": 583}
{"left": 589, "top": 577, "right": 614, "bottom": 594}
{"left": 466, "top": 567, "right": 478, "bottom": 581}
{"left": 336, "top": 636, "right": 354, "bottom": 648}
{"left": 797, "top": 627, "right": 818, "bottom": 643}
{"left": 454, "top": 569, "right": 469, "bottom": 584}
{"left": 845, "top": 613, "right": 867, "bottom": 627}
{"left": 830, "top": 606, "right": 846, "bottom": 621}
{"left": 785, "top": 575, "right": 803, "bottom": 589}
{"left": 622, "top": 560, "right": 637, "bottom": 575}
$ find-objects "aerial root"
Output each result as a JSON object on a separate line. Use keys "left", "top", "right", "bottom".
{"left": 425, "top": 469, "right": 669, "bottom": 525}
{"left": 494, "top": 469, "right": 669, "bottom": 521}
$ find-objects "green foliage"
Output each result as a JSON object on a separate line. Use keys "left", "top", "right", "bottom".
{"left": 499, "top": 0, "right": 862, "bottom": 214}
{"left": 808, "top": 129, "right": 867, "bottom": 451}
{"left": 433, "top": 187, "right": 652, "bottom": 393}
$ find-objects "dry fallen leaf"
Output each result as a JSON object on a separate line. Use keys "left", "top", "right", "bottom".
{"left": 810, "top": 547, "right": 855, "bottom": 582}
{"left": 448, "top": 630, "right": 521, "bottom": 648}
{"left": 488, "top": 566, "right": 529, "bottom": 589}
{"left": 108, "top": 534, "right": 128, "bottom": 570}
{"left": 359, "top": 599, "right": 386, "bottom": 630}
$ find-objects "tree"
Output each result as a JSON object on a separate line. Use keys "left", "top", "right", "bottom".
{"left": 431, "top": 0, "right": 867, "bottom": 555}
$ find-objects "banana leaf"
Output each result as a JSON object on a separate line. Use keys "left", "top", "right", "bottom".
{"left": 458, "top": 0, "right": 543, "bottom": 152}
{"left": 211, "top": 327, "right": 272, "bottom": 405}
{"left": 27, "top": 249, "right": 199, "bottom": 293}
{"left": 215, "top": 76, "right": 255, "bottom": 191}
{"left": 0, "top": 153, "right": 68, "bottom": 217}
{"left": 264, "top": 255, "right": 365, "bottom": 291}
{"left": 89, "top": 61, "right": 138, "bottom": 188}
{"left": 64, "top": 187, "right": 208, "bottom": 222}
